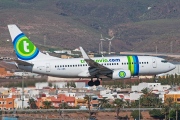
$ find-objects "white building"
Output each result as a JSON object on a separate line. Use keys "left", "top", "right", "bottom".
{"left": 28, "top": 89, "right": 40, "bottom": 97}
{"left": 75, "top": 82, "right": 86, "bottom": 88}
{"left": 54, "top": 50, "right": 71, "bottom": 55}
{"left": 64, "top": 93, "right": 76, "bottom": 97}
{"left": 14, "top": 98, "right": 29, "bottom": 109}
{"left": 130, "top": 92, "right": 143, "bottom": 101}
{"left": 131, "top": 82, "right": 171, "bottom": 102}
{"left": 100, "top": 90, "right": 116, "bottom": 100}
{"left": 14, "top": 72, "right": 41, "bottom": 78}
{"left": 131, "top": 82, "right": 171, "bottom": 92}
{"left": 52, "top": 82, "right": 65, "bottom": 88}
{"left": 35, "top": 82, "right": 49, "bottom": 89}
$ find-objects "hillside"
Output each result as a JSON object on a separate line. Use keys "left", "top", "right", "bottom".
{"left": 0, "top": 0, "right": 180, "bottom": 55}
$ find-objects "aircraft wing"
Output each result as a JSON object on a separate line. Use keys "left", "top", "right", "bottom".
{"left": 79, "top": 47, "right": 113, "bottom": 77}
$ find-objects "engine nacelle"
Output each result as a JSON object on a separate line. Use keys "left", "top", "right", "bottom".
{"left": 112, "top": 70, "right": 131, "bottom": 80}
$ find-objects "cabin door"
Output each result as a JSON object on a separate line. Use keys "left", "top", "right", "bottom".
{"left": 46, "top": 63, "right": 51, "bottom": 72}
{"left": 152, "top": 58, "right": 157, "bottom": 68}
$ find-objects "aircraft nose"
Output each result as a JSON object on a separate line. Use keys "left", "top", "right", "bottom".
{"left": 169, "top": 63, "right": 176, "bottom": 70}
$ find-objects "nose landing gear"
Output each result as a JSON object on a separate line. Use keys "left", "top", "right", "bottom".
{"left": 154, "top": 75, "right": 158, "bottom": 82}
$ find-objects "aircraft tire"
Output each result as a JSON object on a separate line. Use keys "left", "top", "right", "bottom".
{"left": 88, "top": 80, "right": 94, "bottom": 86}
{"left": 94, "top": 80, "right": 100, "bottom": 86}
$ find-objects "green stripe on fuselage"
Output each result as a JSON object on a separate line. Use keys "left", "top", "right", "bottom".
{"left": 127, "top": 56, "right": 134, "bottom": 75}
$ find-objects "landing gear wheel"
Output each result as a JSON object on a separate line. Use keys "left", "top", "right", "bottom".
{"left": 88, "top": 80, "right": 94, "bottom": 86}
{"left": 94, "top": 80, "right": 100, "bottom": 86}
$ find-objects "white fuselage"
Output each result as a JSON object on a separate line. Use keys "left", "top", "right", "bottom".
{"left": 18, "top": 56, "right": 175, "bottom": 78}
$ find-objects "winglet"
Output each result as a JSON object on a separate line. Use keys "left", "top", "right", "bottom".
{"left": 79, "top": 46, "right": 90, "bottom": 59}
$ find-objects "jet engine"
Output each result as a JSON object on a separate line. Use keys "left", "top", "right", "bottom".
{"left": 112, "top": 70, "right": 131, "bottom": 79}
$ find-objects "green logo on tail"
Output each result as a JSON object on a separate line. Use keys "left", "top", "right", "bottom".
{"left": 13, "top": 33, "right": 39, "bottom": 60}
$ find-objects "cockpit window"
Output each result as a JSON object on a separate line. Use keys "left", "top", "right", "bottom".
{"left": 161, "top": 60, "right": 168, "bottom": 63}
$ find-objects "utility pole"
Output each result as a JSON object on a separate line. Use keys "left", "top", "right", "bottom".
{"left": 155, "top": 46, "right": 157, "bottom": 54}
{"left": 22, "top": 72, "right": 24, "bottom": 109}
{"left": 139, "top": 96, "right": 141, "bottom": 120}
{"left": 170, "top": 41, "right": 173, "bottom": 53}
{"left": 44, "top": 35, "right": 46, "bottom": 46}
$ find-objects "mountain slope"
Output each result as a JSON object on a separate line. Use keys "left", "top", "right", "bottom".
{"left": 0, "top": 0, "right": 180, "bottom": 54}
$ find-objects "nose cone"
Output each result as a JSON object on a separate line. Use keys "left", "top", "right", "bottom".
{"left": 169, "top": 63, "right": 176, "bottom": 70}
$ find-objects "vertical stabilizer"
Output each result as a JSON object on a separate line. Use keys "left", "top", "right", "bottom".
{"left": 8, "top": 24, "right": 57, "bottom": 62}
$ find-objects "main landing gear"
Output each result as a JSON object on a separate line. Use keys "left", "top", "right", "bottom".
{"left": 154, "top": 75, "right": 158, "bottom": 83}
{"left": 88, "top": 78, "right": 101, "bottom": 86}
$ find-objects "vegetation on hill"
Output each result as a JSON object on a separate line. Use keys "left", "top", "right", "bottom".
{"left": 0, "top": 0, "right": 180, "bottom": 53}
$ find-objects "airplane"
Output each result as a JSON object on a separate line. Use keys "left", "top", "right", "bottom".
{"left": 7, "top": 24, "right": 176, "bottom": 86}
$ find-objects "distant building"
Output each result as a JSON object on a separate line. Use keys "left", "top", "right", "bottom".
{"left": 75, "top": 82, "right": 86, "bottom": 88}
{"left": 47, "top": 76, "right": 86, "bottom": 82}
{"left": 0, "top": 98, "right": 14, "bottom": 110}
{"left": 130, "top": 92, "right": 143, "bottom": 101}
{"left": 0, "top": 67, "right": 13, "bottom": 78}
{"left": 164, "top": 91, "right": 180, "bottom": 103}
{"left": 131, "top": 82, "right": 171, "bottom": 92}
{"left": 14, "top": 72, "right": 41, "bottom": 78}
{"left": 36, "top": 82, "right": 85, "bottom": 89}
{"left": 73, "top": 48, "right": 80, "bottom": 52}
{"left": 61, "top": 54, "right": 72, "bottom": 59}
{"left": 35, "top": 83, "right": 49, "bottom": 89}
{"left": 131, "top": 82, "right": 171, "bottom": 102}
{"left": 54, "top": 50, "right": 71, "bottom": 55}
{"left": 36, "top": 94, "right": 75, "bottom": 108}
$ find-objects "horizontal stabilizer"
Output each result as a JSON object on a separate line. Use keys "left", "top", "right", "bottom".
{"left": 14, "top": 60, "right": 33, "bottom": 66}
{"left": 5, "top": 59, "right": 33, "bottom": 66}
